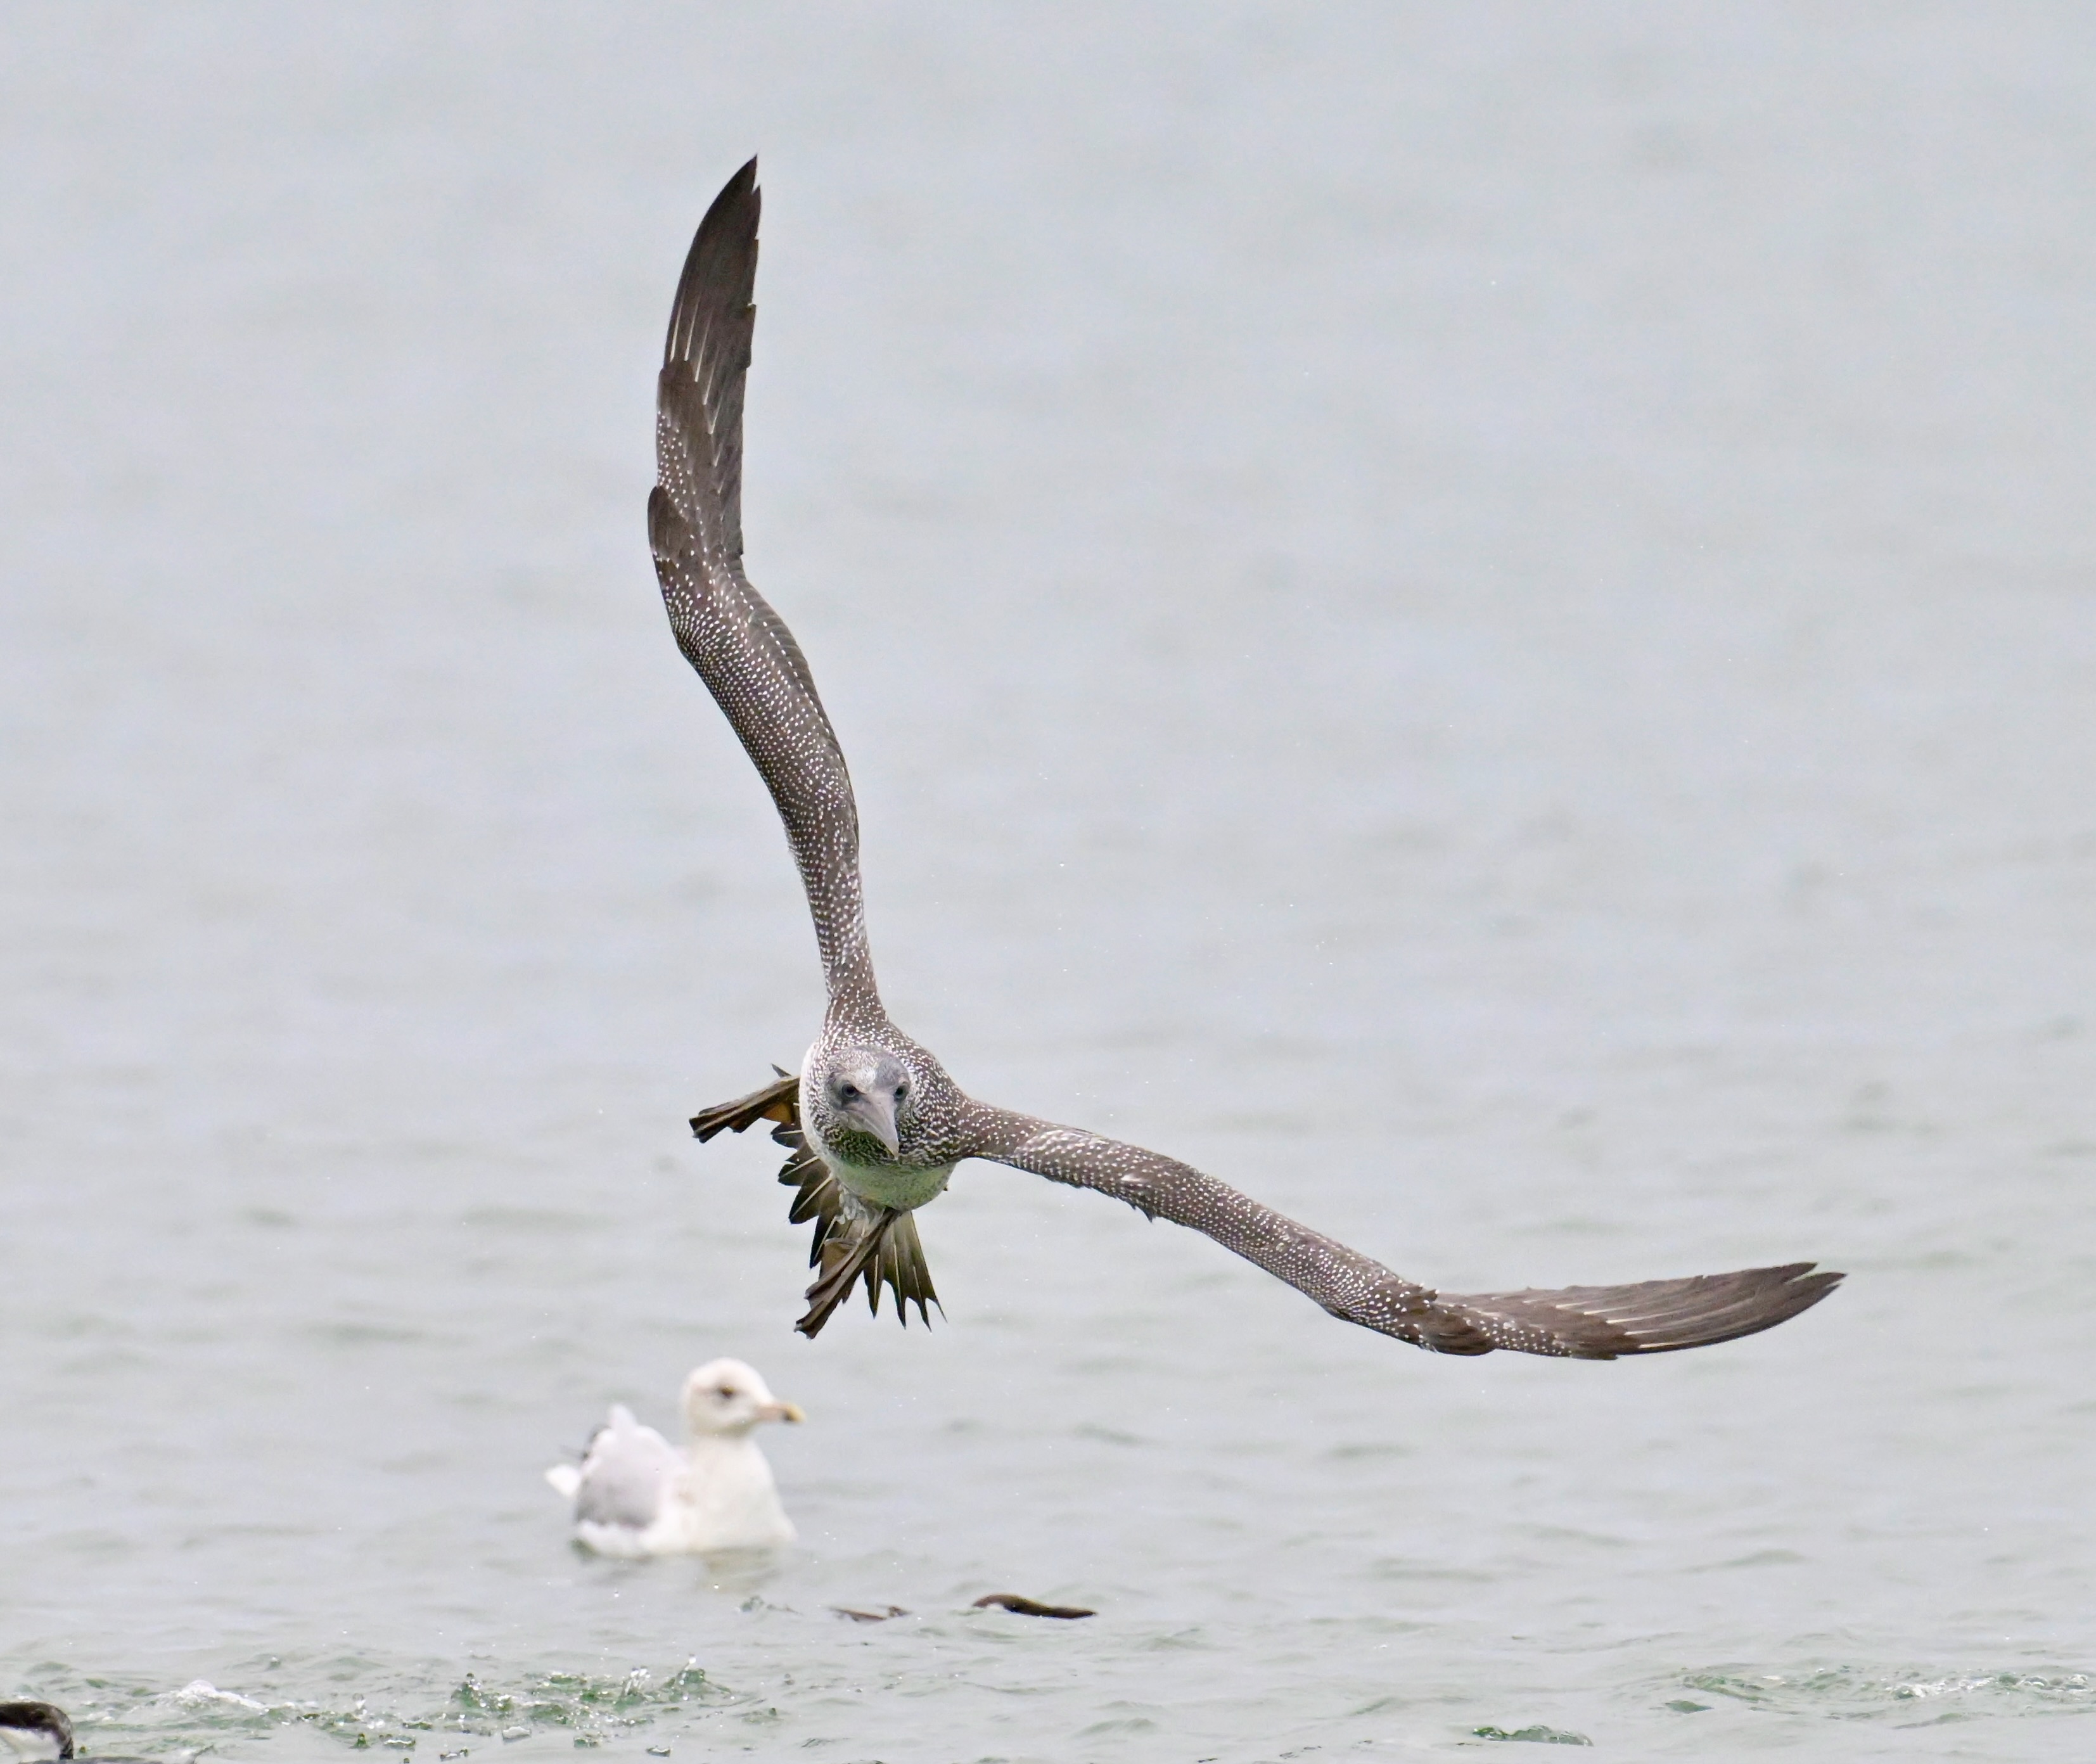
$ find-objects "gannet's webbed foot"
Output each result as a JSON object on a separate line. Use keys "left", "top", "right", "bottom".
{"left": 798, "top": 1210, "right": 893, "bottom": 1337}
{"left": 690, "top": 1066, "right": 799, "bottom": 1141}
{"left": 796, "top": 1208, "right": 940, "bottom": 1338}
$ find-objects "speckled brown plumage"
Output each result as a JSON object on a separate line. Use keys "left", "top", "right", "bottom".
{"left": 655, "top": 160, "right": 1844, "bottom": 1358}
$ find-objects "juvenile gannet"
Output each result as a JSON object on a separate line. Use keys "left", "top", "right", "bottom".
{"left": 545, "top": 1359, "right": 802, "bottom": 1555}
{"left": 659, "top": 160, "right": 1843, "bottom": 1355}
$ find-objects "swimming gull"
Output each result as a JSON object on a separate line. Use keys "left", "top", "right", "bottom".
{"left": 545, "top": 1358, "right": 803, "bottom": 1556}
{"left": 658, "top": 159, "right": 1844, "bottom": 1355}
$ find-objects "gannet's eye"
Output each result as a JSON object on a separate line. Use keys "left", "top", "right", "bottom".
{"left": 838, "top": 1083, "right": 860, "bottom": 1102}
{"left": 895, "top": 1080, "right": 909, "bottom": 1100}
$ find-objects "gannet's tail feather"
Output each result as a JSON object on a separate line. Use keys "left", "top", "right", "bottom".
{"left": 796, "top": 1205, "right": 940, "bottom": 1338}
{"left": 865, "top": 1211, "right": 938, "bottom": 1327}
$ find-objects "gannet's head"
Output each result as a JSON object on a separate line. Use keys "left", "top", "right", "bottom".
{"left": 682, "top": 1358, "right": 804, "bottom": 1436}
{"left": 0, "top": 1703, "right": 75, "bottom": 1763}
{"left": 819, "top": 1049, "right": 913, "bottom": 1158}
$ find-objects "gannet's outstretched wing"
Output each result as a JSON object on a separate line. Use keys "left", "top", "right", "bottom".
{"left": 651, "top": 160, "right": 879, "bottom": 1010}
{"left": 963, "top": 1106, "right": 1841, "bottom": 1358}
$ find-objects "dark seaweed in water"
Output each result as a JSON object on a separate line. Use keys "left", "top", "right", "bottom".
{"left": 972, "top": 1594, "right": 1096, "bottom": 1620}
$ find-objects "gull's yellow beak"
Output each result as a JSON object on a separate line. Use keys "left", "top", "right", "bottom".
{"left": 760, "top": 1400, "right": 806, "bottom": 1424}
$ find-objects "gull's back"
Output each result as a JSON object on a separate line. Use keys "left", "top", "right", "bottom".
{"left": 553, "top": 1404, "right": 681, "bottom": 1532}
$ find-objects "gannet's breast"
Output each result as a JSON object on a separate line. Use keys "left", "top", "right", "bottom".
{"left": 828, "top": 1156, "right": 954, "bottom": 1213}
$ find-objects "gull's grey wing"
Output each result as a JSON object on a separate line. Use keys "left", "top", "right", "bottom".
{"left": 571, "top": 1405, "right": 680, "bottom": 1529}
{"left": 963, "top": 1106, "right": 1841, "bottom": 1358}
{"left": 651, "top": 160, "right": 879, "bottom": 1011}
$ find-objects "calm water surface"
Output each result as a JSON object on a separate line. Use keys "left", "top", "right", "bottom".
{"left": 4, "top": 6, "right": 2094, "bottom": 1759}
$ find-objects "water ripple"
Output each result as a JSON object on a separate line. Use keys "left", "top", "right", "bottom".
{"left": 1682, "top": 1664, "right": 2096, "bottom": 1723}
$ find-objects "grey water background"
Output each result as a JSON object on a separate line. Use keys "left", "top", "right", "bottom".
{"left": 3, "top": 3, "right": 2093, "bottom": 1757}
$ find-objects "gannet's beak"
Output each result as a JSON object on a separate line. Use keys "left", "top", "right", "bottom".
{"left": 843, "top": 1092, "right": 901, "bottom": 1156}
{"left": 760, "top": 1400, "right": 805, "bottom": 1424}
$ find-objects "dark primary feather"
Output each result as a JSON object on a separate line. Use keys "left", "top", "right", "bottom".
{"left": 1421, "top": 1264, "right": 1842, "bottom": 1358}
{"left": 651, "top": 160, "right": 880, "bottom": 1014}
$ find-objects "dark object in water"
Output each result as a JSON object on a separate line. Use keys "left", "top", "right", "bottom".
{"left": 831, "top": 1604, "right": 908, "bottom": 1623}
{"left": 0, "top": 1701, "right": 157, "bottom": 1761}
{"left": 971, "top": 1592, "right": 1096, "bottom": 1620}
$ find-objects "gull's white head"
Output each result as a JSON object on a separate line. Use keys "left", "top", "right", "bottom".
{"left": 0, "top": 1703, "right": 73, "bottom": 1763}
{"left": 682, "top": 1358, "right": 804, "bottom": 1436}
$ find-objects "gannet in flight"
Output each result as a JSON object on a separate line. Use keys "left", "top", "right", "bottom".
{"left": 657, "top": 159, "right": 1842, "bottom": 1354}
{"left": 545, "top": 1359, "right": 802, "bottom": 1556}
